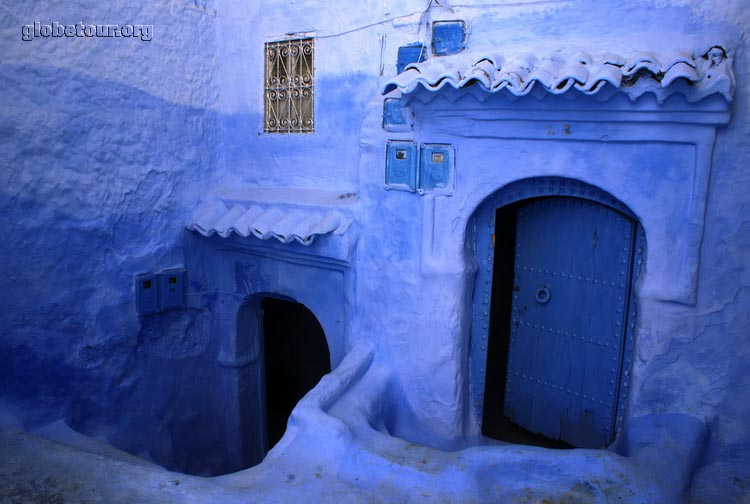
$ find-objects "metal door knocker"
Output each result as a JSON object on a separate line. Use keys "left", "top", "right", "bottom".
{"left": 535, "top": 285, "right": 551, "bottom": 304}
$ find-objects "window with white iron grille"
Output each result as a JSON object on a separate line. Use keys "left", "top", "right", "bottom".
{"left": 264, "top": 38, "right": 314, "bottom": 133}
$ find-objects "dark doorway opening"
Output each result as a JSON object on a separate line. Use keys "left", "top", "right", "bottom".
{"left": 481, "top": 197, "right": 636, "bottom": 449}
{"left": 262, "top": 298, "right": 331, "bottom": 450}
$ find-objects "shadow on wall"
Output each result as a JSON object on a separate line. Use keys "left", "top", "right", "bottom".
{"left": 0, "top": 62, "right": 221, "bottom": 474}
{"left": 0, "top": 62, "right": 366, "bottom": 477}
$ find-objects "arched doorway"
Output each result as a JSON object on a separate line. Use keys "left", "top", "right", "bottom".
{"left": 231, "top": 295, "right": 331, "bottom": 470}
{"left": 261, "top": 297, "right": 331, "bottom": 450}
{"left": 469, "top": 178, "right": 644, "bottom": 449}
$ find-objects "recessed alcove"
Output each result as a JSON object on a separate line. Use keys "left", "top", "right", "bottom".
{"left": 183, "top": 190, "right": 353, "bottom": 474}
{"left": 476, "top": 185, "right": 643, "bottom": 449}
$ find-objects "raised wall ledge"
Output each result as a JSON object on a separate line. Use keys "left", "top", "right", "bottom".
{"left": 404, "top": 90, "right": 732, "bottom": 126}
{"left": 187, "top": 186, "right": 359, "bottom": 266}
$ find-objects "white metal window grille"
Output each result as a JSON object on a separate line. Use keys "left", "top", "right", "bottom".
{"left": 264, "top": 38, "right": 314, "bottom": 133}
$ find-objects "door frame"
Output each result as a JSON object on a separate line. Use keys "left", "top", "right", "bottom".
{"left": 468, "top": 177, "right": 645, "bottom": 444}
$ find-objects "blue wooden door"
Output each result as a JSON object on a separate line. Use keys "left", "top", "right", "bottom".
{"left": 504, "top": 198, "right": 635, "bottom": 447}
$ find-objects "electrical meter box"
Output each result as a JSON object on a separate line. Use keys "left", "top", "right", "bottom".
{"left": 135, "top": 273, "right": 158, "bottom": 315}
{"left": 159, "top": 268, "right": 186, "bottom": 311}
{"left": 383, "top": 98, "right": 414, "bottom": 132}
{"left": 419, "top": 143, "right": 454, "bottom": 194}
{"left": 385, "top": 140, "right": 418, "bottom": 192}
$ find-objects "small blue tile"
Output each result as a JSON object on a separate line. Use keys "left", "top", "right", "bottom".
{"left": 432, "top": 21, "right": 466, "bottom": 56}
{"left": 397, "top": 43, "right": 427, "bottom": 73}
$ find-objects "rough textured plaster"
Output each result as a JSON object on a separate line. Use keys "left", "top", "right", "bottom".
{"left": 0, "top": 0, "right": 225, "bottom": 473}
{"left": 0, "top": 0, "right": 748, "bottom": 501}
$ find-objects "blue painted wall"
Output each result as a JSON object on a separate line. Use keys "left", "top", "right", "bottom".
{"left": 0, "top": 0, "right": 748, "bottom": 499}
{"left": 0, "top": 0, "right": 232, "bottom": 474}
{"left": 214, "top": 0, "right": 750, "bottom": 498}
{"left": 214, "top": 0, "right": 383, "bottom": 190}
